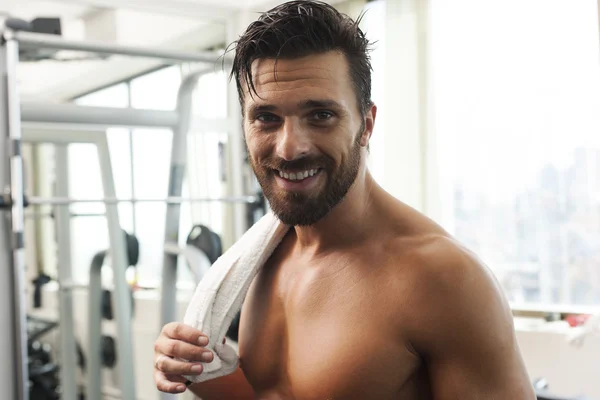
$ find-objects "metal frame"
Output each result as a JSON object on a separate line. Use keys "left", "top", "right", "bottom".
{"left": 14, "top": 30, "right": 227, "bottom": 64}
{"left": 23, "top": 127, "right": 135, "bottom": 400}
{"left": 160, "top": 68, "right": 208, "bottom": 358}
{"left": 1, "top": 29, "right": 29, "bottom": 400}
{"left": 53, "top": 144, "right": 78, "bottom": 400}
{"left": 2, "top": 20, "right": 248, "bottom": 400}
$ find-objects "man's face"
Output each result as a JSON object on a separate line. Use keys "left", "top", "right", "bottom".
{"left": 243, "top": 51, "right": 371, "bottom": 226}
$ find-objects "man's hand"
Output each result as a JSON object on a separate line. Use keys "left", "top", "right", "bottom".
{"left": 153, "top": 322, "right": 215, "bottom": 394}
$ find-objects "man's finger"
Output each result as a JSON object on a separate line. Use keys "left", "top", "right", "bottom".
{"left": 154, "top": 370, "right": 187, "bottom": 394}
{"left": 158, "top": 340, "right": 213, "bottom": 362}
{"left": 165, "top": 374, "right": 189, "bottom": 384}
{"left": 155, "top": 354, "right": 208, "bottom": 375}
{"left": 163, "top": 322, "right": 209, "bottom": 346}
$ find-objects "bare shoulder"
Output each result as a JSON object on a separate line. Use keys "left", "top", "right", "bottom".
{"left": 395, "top": 233, "right": 513, "bottom": 346}
{"left": 384, "top": 233, "right": 535, "bottom": 398}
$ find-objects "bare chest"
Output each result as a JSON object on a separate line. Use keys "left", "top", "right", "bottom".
{"left": 238, "top": 254, "right": 424, "bottom": 400}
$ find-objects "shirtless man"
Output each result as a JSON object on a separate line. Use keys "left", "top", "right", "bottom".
{"left": 153, "top": 1, "right": 536, "bottom": 398}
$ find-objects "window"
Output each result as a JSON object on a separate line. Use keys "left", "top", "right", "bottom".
{"left": 431, "top": 0, "right": 600, "bottom": 306}
{"left": 361, "top": 0, "right": 386, "bottom": 184}
{"left": 71, "top": 84, "right": 133, "bottom": 283}
{"left": 67, "top": 65, "right": 229, "bottom": 286}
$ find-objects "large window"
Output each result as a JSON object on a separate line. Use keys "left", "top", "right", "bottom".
{"left": 69, "top": 64, "right": 228, "bottom": 286}
{"left": 432, "top": 0, "right": 600, "bottom": 306}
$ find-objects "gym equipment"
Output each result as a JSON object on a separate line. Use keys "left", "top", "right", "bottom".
{"left": 170, "top": 224, "right": 241, "bottom": 341}
{"left": 94, "top": 230, "right": 138, "bottom": 320}
{"left": 100, "top": 336, "right": 117, "bottom": 368}
{"left": 27, "top": 313, "right": 60, "bottom": 399}
{"left": 27, "top": 315, "right": 86, "bottom": 400}
{"left": 1, "top": 195, "right": 259, "bottom": 208}
{"left": 186, "top": 224, "right": 223, "bottom": 265}
{"left": 0, "top": 18, "right": 251, "bottom": 400}
{"left": 185, "top": 225, "right": 241, "bottom": 340}
{"left": 88, "top": 229, "right": 138, "bottom": 400}
{"left": 534, "top": 378, "right": 598, "bottom": 400}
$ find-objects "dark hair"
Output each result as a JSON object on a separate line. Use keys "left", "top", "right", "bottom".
{"left": 228, "top": 0, "right": 374, "bottom": 116}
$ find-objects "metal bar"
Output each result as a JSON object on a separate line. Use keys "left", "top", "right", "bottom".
{"left": 26, "top": 195, "right": 258, "bottom": 205}
{"left": 96, "top": 135, "right": 137, "bottom": 399}
{"left": 13, "top": 30, "right": 227, "bottom": 64}
{"left": 22, "top": 124, "right": 107, "bottom": 145}
{"left": 160, "top": 69, "right": 204, "bottom": 367}
{"left": 5, "top": 33, "right": 29, "bottom": 400}
{"left": 87, "top": 252, "right": 105, "bottom": 400}
{"left": 25, "top": 211, "right": 107, "bottom": 218}
{"left": 0, "top": 32, "right": 19, "bottom": 400}
{"left": 21, "top": 103, "right": 232, "bottom": 131}
{"left": 54, "top": 145, "right": 78, "bottom": 400}
{"left": 21, "top": 102, "right": 178, "bottom": 128}
{"left": 226, "top": 20, "right": 248, "bottom": 245}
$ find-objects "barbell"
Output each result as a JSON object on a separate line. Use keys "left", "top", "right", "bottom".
{"left": 1, "top": 194, "right": 261, "bottom": 208}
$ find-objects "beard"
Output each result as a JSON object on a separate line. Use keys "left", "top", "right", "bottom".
{"left": 248, "top": 128, "right": 363, "bottom": 226}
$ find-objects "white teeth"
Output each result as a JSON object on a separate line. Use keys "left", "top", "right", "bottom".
{"left": 278, "top": 168, "right": 320, "bottom": 181}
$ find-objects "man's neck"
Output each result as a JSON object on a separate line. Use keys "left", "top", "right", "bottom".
{"left": 291, "top": 169, "right": 379, "bottom": 255}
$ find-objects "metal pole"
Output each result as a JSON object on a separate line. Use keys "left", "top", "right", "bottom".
{"left": 53, "top": 145, "right": 78, "bottom": 400}
{"left": 86, "top": 252, "right": 105, "bottom": 400}
{"left": 21, "top": 102, "right": 233, "bottom": 131}
{"left": 0, "top": 31, "right": 19, "bottom": 400}
{"left": 21, "top": 102, "right": 178, "bottom": 128}
{"left": 159, "top": 68, "right": 210, "bottom": 400}
{"left": 227, "top": 19, "right": 248, "bottom": 241}
{"left": 25, "top": 195, "right": 258, "bottom": 205}
{"left": 13, "top": 30, "right": 228, "bottom": 64}
{"left": 3, "top": 30, "right": 29, "bottom": 400}
{"left": 96, "top": 135, "right": 137, "bottom": 399}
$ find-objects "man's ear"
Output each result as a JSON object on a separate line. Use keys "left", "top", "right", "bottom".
{"left": 360, "top": 103, "right": 377, "bottom": 147}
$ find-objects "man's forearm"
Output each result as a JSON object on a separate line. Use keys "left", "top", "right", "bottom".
{"left": 188, "top": 367, "right": 254, "bottom": 400}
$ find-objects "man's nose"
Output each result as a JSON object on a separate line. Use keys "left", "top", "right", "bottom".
{"left": 274, "top": 120, "right": 311, "bottom": 161}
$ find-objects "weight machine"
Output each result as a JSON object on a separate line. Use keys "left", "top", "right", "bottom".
{"left": 0, "top": 20, "right": 255, "bottom": 400}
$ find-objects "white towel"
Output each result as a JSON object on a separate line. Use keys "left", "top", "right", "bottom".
{"left": 182, "top": 211, "right": 289, "bottom": 383}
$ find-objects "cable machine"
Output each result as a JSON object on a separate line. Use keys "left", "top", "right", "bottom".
{"left": 1, "top": 19, "right": 252, "bottom": 400}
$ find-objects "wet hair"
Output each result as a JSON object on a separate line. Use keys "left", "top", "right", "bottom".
{"left": 228, "top": 0, "right": 374, "bottom": 116}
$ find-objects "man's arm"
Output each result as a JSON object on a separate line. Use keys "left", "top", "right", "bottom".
{"left": 188, "top": 367, "right": 255, "bottom": 400}
{"left": 408, "top": 236, "right": 536, "bottom": 400}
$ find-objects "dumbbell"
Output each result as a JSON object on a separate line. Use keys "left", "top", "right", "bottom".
{"left": 101, "top": 230, "right": 139, "bottom": 320}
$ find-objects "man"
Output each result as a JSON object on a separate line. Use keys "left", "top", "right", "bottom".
{"left": 154, "top": 1, "right": 536, "bottom": 398}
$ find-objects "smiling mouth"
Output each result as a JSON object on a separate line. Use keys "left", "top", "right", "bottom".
{"left": 274, "top": 168, "right": 322, "bottom": 181}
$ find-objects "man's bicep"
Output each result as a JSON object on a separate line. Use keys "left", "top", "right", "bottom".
{"left": 426, "top": 335, "right": 534, "bottom": 400}
{"left": 188, "top": 367, "right": 254, "bottom": 400}
{"left": 409, "top": 241, "right": 535, "bottom": 399}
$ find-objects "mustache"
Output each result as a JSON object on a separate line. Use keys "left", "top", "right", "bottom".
{"left": 261, "top": 156, "right": 329, "bottom": 171}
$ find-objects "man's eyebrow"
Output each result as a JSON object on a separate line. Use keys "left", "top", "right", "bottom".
{"left": 298, "top": 99, "right": 344, "bottom": 110}
{"left": 247, "top": 100, "right": 344, "bottom": 115}
{"left": 247, "top": 104, "right": 277, "bottom": 115}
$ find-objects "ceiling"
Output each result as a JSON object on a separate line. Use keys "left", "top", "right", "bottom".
{"left": 1, "top": 0, "right": 353, "bottom": 100}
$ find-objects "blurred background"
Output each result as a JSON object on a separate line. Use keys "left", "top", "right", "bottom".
{"left": 1, "top": 0, "right": 599, "bottom": 399}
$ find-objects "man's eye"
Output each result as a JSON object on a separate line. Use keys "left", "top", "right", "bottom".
{"left": 313, "top": 111, "right": 333, "bottom": 120}
{"left": 256, "top": 114, "right": 280, "bottom": 123}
